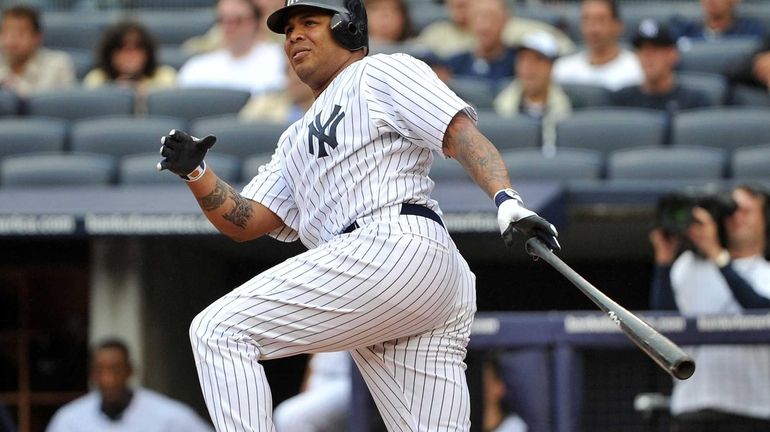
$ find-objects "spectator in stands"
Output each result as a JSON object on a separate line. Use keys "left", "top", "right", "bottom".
{"left": 178, "top": 0, "right": 285, "bottom": 95}
{"left": 442, "top": 0, "right": 517, "bottom": 89}
{"left": 726, "top": 34, "right": 770, "bottom": 91}
{"left": 611, "top": 20, "right": 711, "bottom": 111}
{"left": 83, "top": 22, "right": 176, "bottom": 96}
{"left": 0, "top": 5, "right": 75, "bottom": 97}
{"left": 649, "top": 184, "right": 770, "bottom": 432}
{"left": 414, "top": 0, "right": 573, "bottom": 58}
{"left": 671, "top": 0, "right": 765, "bottom": 43}
{"left": 552, "top": 0, "right": 643, "bottom": 91}
{"left": 182, "top": 0, "right": 284, "bottom": 54}
{"left": 47, "top": 338, "right": 213, "bottom": 432}
{"left": 365, "top": 0, "right": 413, "bottom": 53}
{"left": 239, "top": 63, "right": 314, "bottom": 123}
{"left": 494, "top": 31, "right": 571, "bottom": 153}
{"left": 272, "top": 352, "right": 351, "bottom": 432}
{"left": 483, "top": 355, "right": 527, "bottom": 432}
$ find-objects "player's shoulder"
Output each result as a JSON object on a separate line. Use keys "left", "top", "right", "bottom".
{"left": 359, "top": 53, "right": 431, "bottom": 80}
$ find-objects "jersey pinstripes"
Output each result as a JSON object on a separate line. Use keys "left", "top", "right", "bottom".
{"left": 191, "top": 53, "right": 478, "bottom": 432}
{"left": 241, "top": 53, "right": 477, "bottom": 248}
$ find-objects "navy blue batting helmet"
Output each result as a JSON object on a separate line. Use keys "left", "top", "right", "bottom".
{"left": 267, "top": 0, "right": 368, "bottom": 53}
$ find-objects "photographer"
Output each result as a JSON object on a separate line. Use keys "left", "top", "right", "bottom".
{"left": 649, "top": 184, "right": 770, "bottom": 431}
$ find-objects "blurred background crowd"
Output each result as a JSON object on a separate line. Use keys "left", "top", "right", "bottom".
{"left": 1, "top": 0, "right": 770, "bottom": 432}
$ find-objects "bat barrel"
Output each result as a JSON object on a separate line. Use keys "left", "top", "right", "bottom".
{"left": 525, "top": 238, "right": 696, "bottom": 380}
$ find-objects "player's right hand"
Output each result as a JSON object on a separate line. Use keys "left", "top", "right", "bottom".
{"left": 156, "top": 129, "right": 217, "bottom": 177}
{"left": 497, "top": 197, "right": 560, "bottom": 252}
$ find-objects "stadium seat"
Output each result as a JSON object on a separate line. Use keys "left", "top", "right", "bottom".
{"left": 241, "top": 152, "right": 275, "bottom": 182}
{"left": 0, "top": 118, "right": 68, "bottom": 159}
{"left": 42, "top": 14, "right": 104, "bottom": 50}
{"left": 146, "top": 88, "right": 251, "bottom": 122}
{"left": 120, "top": 151, "right": 241, "bottom": 184}
{"left": 731, "top": 144, "right": 770, "bottom": 181}
{"left": 555, "top": 108, "right": 666, "bottom": 154}
{"left": 27, "top": 87, "right": 135, "bottom": 121}
{"left": 0, "top": 90, "right": 19, "bottom": 116}
{"left": 502, "top": 147, "right": 604, "bottom": 181}
{"left": 71, "top": 115, "right": 186, "bottom": 158}
{"left": 730, "top": 85, "right": 770, "bottom": 107}
{"left": 448, "top": 78, "right": 496, "bottom": 111}
{"left": 678, "top": 38, "right": 761, "bottom": 75}
{"left": 671, "top": 107, "right": 770, "bottom": 152}
{"left": 408, "top": 2, "right": 449, "bottom": 33}
{"left": 677, "top": 72, "right": 727, "bottom": 107}
{"left": 128, "top": 9, "right": 214, "bottom": 45}
{"left": 560, "top": 83, "right": 611, "bottom": 110}
{"left": 607, "top": 145, "right": 726, "bottom": 180}
{"left": 125, "top": 0, "right": 215, "bottom": 8}
{"left": 159, "top": 45, "right": 192, "bottom": 71}
{"left": 1, "top": 152, "right": 116, "bottom": 187}
{"left": 191, "top": 115, "right": 288, "bottom": 157}
{"left": 429, "top": 155, "right": 469, "bottom": 181}
{"left": 477, "top": 114, "right": 541, "bottom": 150}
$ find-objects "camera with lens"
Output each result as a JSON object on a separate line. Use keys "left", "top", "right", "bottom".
{"left": 655, "top": 189, "right": 737, "bottom": 247}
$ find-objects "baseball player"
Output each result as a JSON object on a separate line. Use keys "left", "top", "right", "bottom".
{"left": 157, "top": 0, "right": 559, "bottom": 430}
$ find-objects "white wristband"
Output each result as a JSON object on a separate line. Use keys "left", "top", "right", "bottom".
{"left": 181, "top": 161, "right": 206, "bottom": 182}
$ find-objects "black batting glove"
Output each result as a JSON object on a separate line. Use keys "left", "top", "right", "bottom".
{"left": 156, "top": 129, "right": 216, "bottom": 178}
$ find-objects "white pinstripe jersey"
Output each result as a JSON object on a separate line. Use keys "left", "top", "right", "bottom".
{"left": 242, "top": 53, "right": 477, "bottom": 248}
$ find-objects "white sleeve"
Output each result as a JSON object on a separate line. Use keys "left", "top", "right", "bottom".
{"left": 362, "top": 54, "right": 477, "bottom": 154}
{"left": 241, "top": 142, "right": 300, "bottom": 242}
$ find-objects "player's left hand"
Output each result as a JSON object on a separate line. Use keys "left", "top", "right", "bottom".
{"left": 156, "top": 129, "right": 216, "bottom": 177}
{"left": 497, "top": 196, "right": 560, "bottom": 252}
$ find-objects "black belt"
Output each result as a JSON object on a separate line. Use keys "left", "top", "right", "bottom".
{"left": 342, "top": 203, "right": 444, "bottom": 234}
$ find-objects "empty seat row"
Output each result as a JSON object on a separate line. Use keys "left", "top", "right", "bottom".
{"left": 0, "top": 115, "right": 289, "bottom": 159}
{"left": 0, "top": 87, "right": 252, "bottom": 121}
{"left": 431, "top": 144, "right": 770, "bottom": 184}
{"left": 3, "top": 143, "right": 767, "bottom": 188}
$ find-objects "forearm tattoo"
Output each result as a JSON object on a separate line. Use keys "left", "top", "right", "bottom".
{"left": 446, "top": 118, "right": 510, "bottom": 194}
{"left": 198, "top": 178, "right": 253, "bottom": 229}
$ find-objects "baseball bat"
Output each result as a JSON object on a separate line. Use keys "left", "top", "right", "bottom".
{"left": 525, "top": 238, "right": 695, "bottom": 380}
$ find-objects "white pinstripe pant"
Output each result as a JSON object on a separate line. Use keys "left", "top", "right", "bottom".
{"left": 190, "top": 215, "right": 477, "bottom": 432}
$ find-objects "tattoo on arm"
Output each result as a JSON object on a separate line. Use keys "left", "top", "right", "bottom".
{"left": 198, "top": 179, "right": 229, "bottom": 211}
{"left": 223, "top": 190, "right": 253, "bottom": 229}
{"left": 198, "top": 178, "right": 254, "bottom": 229}
{"left": 445, "top": 114, "right": 511, "bottom": 196}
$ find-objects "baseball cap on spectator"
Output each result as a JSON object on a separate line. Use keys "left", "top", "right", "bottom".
{"left": 632, "top": 19, "right": 675, "bottom": 48}
{"left": 517, "top": 31, "right": 559, "bottom": 61}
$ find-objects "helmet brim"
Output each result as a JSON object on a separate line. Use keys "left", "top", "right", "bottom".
{"left": 267, "top": 2, "right": 347, "bottom": 34}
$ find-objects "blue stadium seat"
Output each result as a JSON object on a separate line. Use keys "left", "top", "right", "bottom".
{"left": 677, "top": 72, "right": 727, "bottom": 107}
{"left": 408, "top": 2, "right": 449, "bottom": 33}
{"left": 63, "top": 48, "right": 94, "bottom": 81}
{"left": 120, "top": 151, "right": 241, "bottom": 184}
{"left": 1, "top": 152, "right": 116, "bottom": 187}
{"left": 560, "top": 83, "right": 611, "bottom": 110}
{"left": 0, "top": 90, "right": 19, "bottom": 117}
{"left": 731, "top": 144, "right": 770, "bottom": 181}
{"left": 502, "top": 147, "right": 604, "bottom": 181}
{"left": 241, "top": 152, "right": 275, "bottom": 182}
{"left": 27, "top": 87, "right": 135, "bottom": 121}
{"left": 128, "top": 9, "right": 214, "bottom": 45}
{"left": 0, "top": 118, "right": 68, "bottom": 159}
{"left": 730, "top": 85, "right": 770, "bottom": 107}
{"left": 555, "top": 108, "right": 666, "bottom": 154}
{"left": 477, "top": 114, "right": 541, "bottom": 150}
{"left": 429, "top": 155, "right": 469, "bottom": 181}
{"left": 678, "top": 38, "right": 762, "bottom": 75}
{"left": 146, "top": 88, "right": 251, "bottom": 122}
{"left": 71, "top": 115, "right": 186, "bottom": 158}
{"left": 159, "top": 45, "right": 192, "bottom": 71}
{"left": 448, "top": 78, "right": 496, "bottom": 111}
{"left": 671, "top": 107, "right": 770, "bottom": 152}
{"left": 607, "top": 145, "right": 726, "bottom": 180}
{"left": 191, "top": 115, "right": 288, "bottom": 157}
{"left": 42, "top": 14, "right": 104, "bottom": 50}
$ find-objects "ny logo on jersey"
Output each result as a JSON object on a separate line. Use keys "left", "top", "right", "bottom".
{"left": 308, "top": 104, "right": 345, "bottom": 158}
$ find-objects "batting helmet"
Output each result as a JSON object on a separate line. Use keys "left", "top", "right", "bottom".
{"left": 267, "top": 0, "right": 368, "bottom": 53}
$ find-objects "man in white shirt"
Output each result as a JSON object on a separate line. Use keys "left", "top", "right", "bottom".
{"left": 178, "top": 0, "right": 285, "bottom": 95}
{"left": 46, "top": 339, "right": 213, "bottom": 432}
{"left": 552, "top": 0, "right": 642, "bottom": 91}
